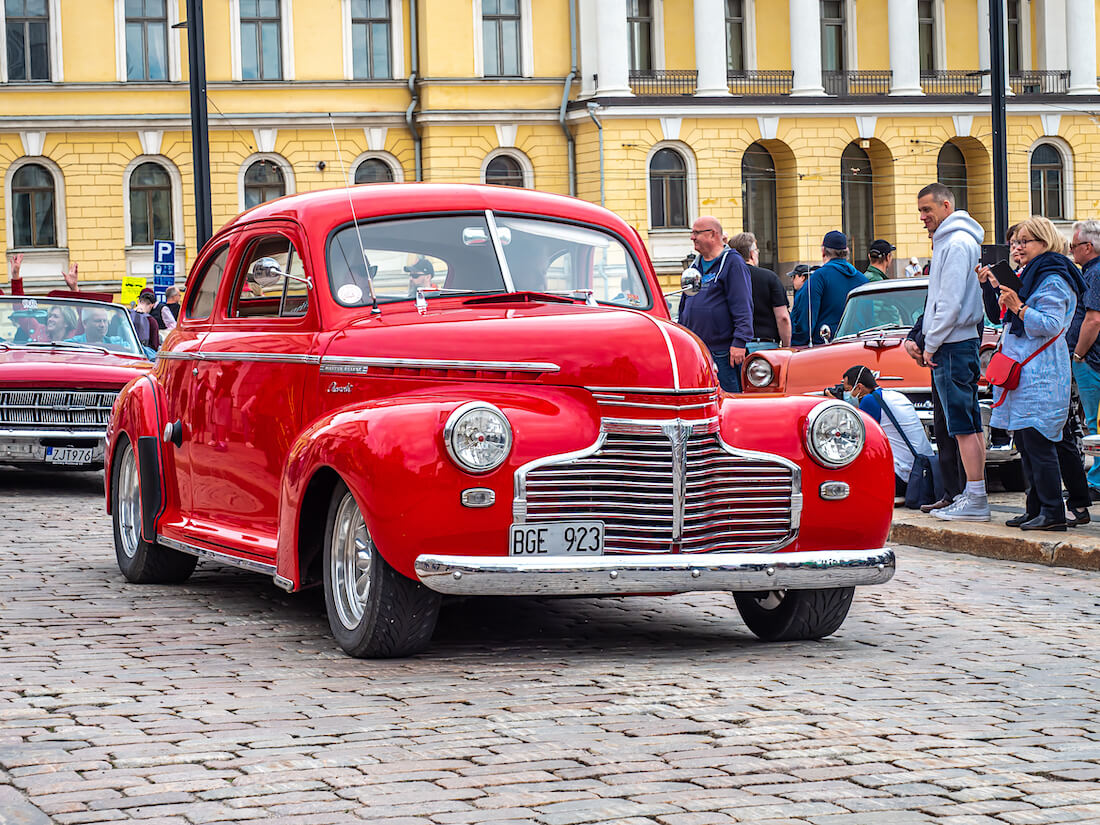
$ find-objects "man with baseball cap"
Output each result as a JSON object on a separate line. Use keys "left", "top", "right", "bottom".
{"left": 808, "top": 230, "right": 868, "bottom": 344}
{"left": 864, "top": 239, "right": 896, "bottom": 282}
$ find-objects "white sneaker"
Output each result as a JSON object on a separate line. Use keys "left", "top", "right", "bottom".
{"left": 932, "top": 492, "right": 991, "bottom": 522}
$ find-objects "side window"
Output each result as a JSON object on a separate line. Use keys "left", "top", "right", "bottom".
{"left": 186, "top": 245, "right": 230, "bottom": 320}
{"left": 233, "top": 234, "right": 309, "bottom": 318}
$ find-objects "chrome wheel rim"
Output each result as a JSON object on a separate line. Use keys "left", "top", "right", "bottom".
{"left": 754, "top": 590, "right": 786, "bottom": 610}
{"left": 330, "top": 491, "right": 372, "bottom": 631}
{"left": 117, "top": 443, "right": 141, "bottom": 559}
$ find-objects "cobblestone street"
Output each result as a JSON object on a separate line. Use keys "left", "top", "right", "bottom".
{"left": 2, "top": 467, "right": 1099, "bottom": 825}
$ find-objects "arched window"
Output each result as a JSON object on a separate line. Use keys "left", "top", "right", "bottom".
{"left": 129, "top": 162, "right": 173, "bottom": 246}
{"left": 484, "top": 155, "right": 525, "bottom": 187}
{"left": 840, "top": 142, "right": 873, "bottom": 271}
{"left": 244, "top": 159, "right": 286, "bottom": 208}
{"left": 649, "top": 148, "right": 688, "bottom": 229}
{"left": 1031, "top": 143, "right": 1064, "bottom": 219}
{"left": 12, "top": 163, "right": 56, "bottom": 248}
{"left": 937, "top": 143, "right": 968, "bottom": 213}
{"left": 354, "top": 158, "right": 395, "bottom": 184}
{"left": 742, "top": 142, "right": 778, "bottom": 273}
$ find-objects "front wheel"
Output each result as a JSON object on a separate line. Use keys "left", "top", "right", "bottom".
{"left": 111, "top": 436, "right": 196, "bottom": 584}
{"left": 323, "top": 481, "right": 441, "bottom": 658}
{"left": 734, "top": 587, "right": 854, "bottom": 641}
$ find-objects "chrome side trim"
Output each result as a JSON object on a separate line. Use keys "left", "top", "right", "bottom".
{"left": 586, "top": 386, "right": 720, "bottom": 396}
{"left": 159, "top": 536, "right": 277, "bottom": 576}
{"left": 415, "top": 547, "right": 896, "bottom": 596}
{"left": 318, "top": 355, "right": 561, "bottom": 374}
{"left": 0, "top": 428, "right": 106, "bottom": 439}
{"left": 595, "top": 400, "right": 716, "bottom": 411}
{"left": 158, "top": 351, "right": 321, "bottom": 365}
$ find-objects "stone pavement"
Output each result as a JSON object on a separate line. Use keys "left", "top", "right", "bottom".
{"left": 2, "top": 468, "right": 1100, "bottom": 824}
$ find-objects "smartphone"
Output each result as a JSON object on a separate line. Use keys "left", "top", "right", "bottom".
{"left": 981, "top": 243, "right": 1010, "bottom": 267}
{"left": 992, "top": 260, "right": 1024, "bottom": 292}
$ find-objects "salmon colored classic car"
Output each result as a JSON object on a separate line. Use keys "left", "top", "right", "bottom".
{"left": 740, "top": 278, "right": 1022, "bottom": 489}
{"left": 105, "top": 183, "right": 895, "bottom": 658}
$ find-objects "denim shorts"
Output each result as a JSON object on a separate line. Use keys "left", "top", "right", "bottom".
{"left": 931, "top": 338, "right": 983, "bottom": 436}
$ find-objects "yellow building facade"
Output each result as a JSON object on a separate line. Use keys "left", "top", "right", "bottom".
{"left": 2, "top": 0, "right": 1100, "bottom": 293}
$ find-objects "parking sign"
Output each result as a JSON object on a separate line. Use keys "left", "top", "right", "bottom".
{"left": 152, "top": 240, "right": 175, "bottom": 302}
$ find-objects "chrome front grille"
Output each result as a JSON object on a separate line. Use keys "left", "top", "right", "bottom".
{"left": 516, "top": 423, "right": 800, "bottom": 554}
{"left": 0, "top": 390, "right": 117, "bottom": 430}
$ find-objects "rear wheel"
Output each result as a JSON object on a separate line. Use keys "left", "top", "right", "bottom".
{"left": 323, "top": 481, "right": 440, "bottom": 658}
{"left": 111, "top": 437, "right": 196, "bottom": 584}
{"left": 734, "top": 587, "right": 854, "bottom": 641}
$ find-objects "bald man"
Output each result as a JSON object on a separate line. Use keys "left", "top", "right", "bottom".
{"left": 678, "top": 216, "right": 754, "bottom": 392}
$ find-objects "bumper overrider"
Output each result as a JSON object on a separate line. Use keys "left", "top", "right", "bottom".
{"left": 415, "top": 548, "right": 896, "bottom": 596}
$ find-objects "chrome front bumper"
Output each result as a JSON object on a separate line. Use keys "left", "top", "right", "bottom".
{"left": 414, "top": 548, "right": 895, "bottom": 596}
{"left": 0, "top": 430, "right": 106, "bottom": 465}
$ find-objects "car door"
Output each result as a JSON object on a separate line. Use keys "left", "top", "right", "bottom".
{"left": 187, "top": 222, "right": 317, "bottom": 558}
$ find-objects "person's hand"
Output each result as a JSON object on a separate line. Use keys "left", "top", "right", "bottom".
{"left": 8, "top": 253, "right": 23, "bottom": 280}
{"left": 998, "top": 285, "right": 1022, "bottom": 314}
{"left": 922, "top": 350, "right": 938, "bottom": 368}
{"left": 903, "top": 338, "right": 925, "bottom": 366}
{"left": 729, "top": 346, "right": 746, "bottom": 366}
{"left": 975, "top": 264, "right": 999, "bottom": 288}
{"left": 62, "top": 262, "right": 78, "bottom": 291}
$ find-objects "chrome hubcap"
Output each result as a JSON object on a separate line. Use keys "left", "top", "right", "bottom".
{"left": 755, "top": 590, "right": 786, "bottom": 610}
{"left": 330, "top": 492, "right": 372, "bottom": 631}
{"left": 117, "top": 443, "right": 141, "bottom": 559}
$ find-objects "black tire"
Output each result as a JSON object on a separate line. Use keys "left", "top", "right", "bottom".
{"left": 323, "top": 481, "right": 440, "bottom": 658}
{"left": 998, "top": 460, "right": 1027, "bottom": 493}
{"left": 734, "top": 587, "right": 855, "bottom": 641}
{"left": 111, "top": 436, "right": 197, "bottom": 584}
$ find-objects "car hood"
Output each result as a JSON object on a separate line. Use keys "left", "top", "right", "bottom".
{"left": 772, "top": 336, "right": 929, "bottom": 395}
{"left": 0, "top": 348, "right": 152, "bottom": 389}
{"left": 327, "top": 300, "right": 717, "bottom": 392}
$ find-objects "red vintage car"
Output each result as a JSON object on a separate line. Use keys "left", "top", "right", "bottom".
{"left": 0, "top": 296, "right": 152, "bottom": 469}
{"left": 105, "top": 183, "right": 895, "bottom": 658}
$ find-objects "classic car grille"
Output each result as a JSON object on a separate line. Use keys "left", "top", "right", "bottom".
{"left": 0, "top": 390, "right": 117, "bottom": 430}
{"left": 521, "top": 430, "right": 797, "bottom": 554}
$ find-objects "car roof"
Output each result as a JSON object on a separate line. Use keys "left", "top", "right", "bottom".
{"left": 847, "top": 277, "right": 928, "bottom": 297}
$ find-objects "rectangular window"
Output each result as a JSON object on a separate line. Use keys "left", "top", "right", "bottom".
{"left": 917, "top": 0, "right": 934, "bottom": 72}
{"left": 5, "top": 0, "right": 50, "bottom": 81}
{"left": 1007, "top": 0, "right": 1020, "bottom": 73}
{"left": 725, "top": 0, "right": 744, "bottom": 73}
{"left": 240, "top": 0, "right": 282, "bottom": 80}
{"left": 351, "top": 0, "right": 391, "bottom": 79}
{"left": 125, "top": 0, "right": 168, "bottom": 81}
{"left": 820, "top": 0, "right": 845, "bottom": 73}
{"left": 627, "top": 0, "right": 652, "bottom": 73}
{"left": 482, "top": 0, "right": 520, "bottom": 77}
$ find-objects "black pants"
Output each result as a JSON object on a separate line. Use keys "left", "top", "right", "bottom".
{"left": 931, "top": 377, "right": 965, "bottom": 499}
{"left": 1057, "top": 382, "right": 1091, "bottom": 511}
{"left": 1016, "top": 427, "right": 1065, "bottom": 521}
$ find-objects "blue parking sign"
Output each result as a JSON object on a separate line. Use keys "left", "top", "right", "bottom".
{"left": 153, "top": 240, "right": 175, "bottom": 265}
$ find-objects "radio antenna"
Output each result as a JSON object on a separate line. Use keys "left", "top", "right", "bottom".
{"left": 329, "top": 113, "right": 380, "bottom": 314}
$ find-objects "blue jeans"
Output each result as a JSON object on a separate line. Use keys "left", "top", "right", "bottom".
{"left": 931, "top": 339, "right": 982, "bottom": 436}
{"left": 1072, "top": 360, "right": 1100, "bottom": 490}
{"left": 711, "top": 350, "right": 742, "bottom": 393}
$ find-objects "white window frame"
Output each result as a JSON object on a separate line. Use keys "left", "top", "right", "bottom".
{"left": 238, "top": 153, "right": 296, "bottom": 213}
{"left": 341, "top": 0, "right": 405, "bottom": 80}
{"left": 123, "top": 155, "right": 184, "bottom": 249}
{"left": 472, "top": 0, "right": 534, "bottom": 78}
{"left": 114, "top": 0, "right": 182, "bottom": 83}
{"left": 352, "top": 151, "right": 405, "bottom": 183}
{"left": 230, "top": 0, "right": 295, "bottom": 82}
{"left": 645, "top": 141, "right": 697, "bottom": 232}
{"left": 480, "top": 148, "right": 533, "bottom": 188}
{"left": 4, "top": 155, "right": 67, "bottom": 251}
{"left": 1028, "top": 136, "right": 1074, "bottom": 222}
{"left": 0, "top": 0, "right": 63, "bottom": 83}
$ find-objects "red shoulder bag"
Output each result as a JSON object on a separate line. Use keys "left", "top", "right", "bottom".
{"left": 984, "top": 327, "right": 1065, "bottom": 406}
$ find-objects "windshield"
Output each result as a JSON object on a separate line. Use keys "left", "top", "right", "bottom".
{"left": 326, "top": 213, "right": 650, "bottom": 309}
{"left": 0, "top": 297, "right": 145, "bottom": 357}
{"left": 834, "top": 287, "right": 927, "bottom": 339}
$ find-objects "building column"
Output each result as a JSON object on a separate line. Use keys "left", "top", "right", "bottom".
{"left": 694, "top": 0, "right": 731, "bottom": 95}
{"left": 887, "top": 0, "right": 923, "bottom": 94}
{"left": 1066, "top": 0, "right": 1099, "bottom": 94}
{"left": 789, "top": 0, "right": 824, "bottom": 95}
{"left": 595, "top": 0, "right": 633, "bottom": 96}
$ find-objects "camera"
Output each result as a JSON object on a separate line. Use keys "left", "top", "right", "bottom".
{"left": 825, "top": 383, "right": 846, "bottom": 400}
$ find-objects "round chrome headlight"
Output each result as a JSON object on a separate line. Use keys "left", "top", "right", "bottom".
{"left": 805, "top": 400, "right": 865, "bottom": 468}
{"left": 745, "top": 357, "right": 775, "bottom": 388}
{"left": 444, "top": 402, "right": 512, "bottom": 473}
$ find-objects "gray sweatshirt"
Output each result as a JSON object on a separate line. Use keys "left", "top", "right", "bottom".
{"left": 922, "top": 210, "right": 985, "bottom": 354}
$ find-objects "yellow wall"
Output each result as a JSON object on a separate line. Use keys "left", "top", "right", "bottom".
{"left": 856, "top": 0, "right": 889, "bottom": 71}
{"left": 754, "top": 1, "right": 791, "bottom": 71}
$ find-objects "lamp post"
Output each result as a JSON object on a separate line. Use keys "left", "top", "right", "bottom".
{"left": 988, "top": 0, "right": 1009, "bottom": 245}
{"left": 182, "top": 0, "right": 213, "bottom": 250}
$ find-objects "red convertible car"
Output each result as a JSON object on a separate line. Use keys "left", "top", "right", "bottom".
{"left": 0, "top": 296, "right": 151, "bottom": 469}
{"left": 105, "top": 183, "right": 895, "bottom": 658}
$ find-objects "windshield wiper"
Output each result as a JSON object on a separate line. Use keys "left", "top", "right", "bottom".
{"left": 22, "top": 341, "right": 112, "bottom": 355}
{"left": 834, "top": 323, "right": 909, "bottom": 342}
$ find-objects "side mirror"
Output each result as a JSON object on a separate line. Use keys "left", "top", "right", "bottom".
{"left": 248, "top": 256, "right": 284, "bottom": 286}
{"left": 819, "top": 324, "right": 832, "bottom": 343}
{"left": 680, "top": 269, "right": 701, "bottom": 297}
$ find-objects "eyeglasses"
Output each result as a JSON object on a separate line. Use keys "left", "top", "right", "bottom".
{"left": 1009, "top": 238, "right": 1040, "bottom": 246}
{"left": 1070, "top": 241, "right": 1093, "bottom": 250}
{"left": 689, "top": 229, "right": 715, "bottom": 237}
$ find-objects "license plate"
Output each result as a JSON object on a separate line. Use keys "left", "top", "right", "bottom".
{"left": 45, "top": 446, "right": 94, "bottom": 465}
{"left": 510, "top": 521, "right": 604, "bottom": 556}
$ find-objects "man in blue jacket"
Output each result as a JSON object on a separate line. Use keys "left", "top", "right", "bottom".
{"left": 679, "top": 216, "right": 753, "bottom": 392}
{"left": 808, "top": 231, "right": 868, "bottom": 344}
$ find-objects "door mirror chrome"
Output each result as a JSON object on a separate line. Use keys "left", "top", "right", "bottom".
{"left": 247, "top": 256, "right": 312, "bottom": 290}
{"left": 819, "top": 324, "right": 832, "bottom": 343}
{"left": 680, "top": 269, "right": 701, "bottom": 297}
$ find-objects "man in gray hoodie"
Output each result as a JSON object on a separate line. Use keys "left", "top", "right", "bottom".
{"left": 917, "top": 182, "right": 989, "bottom": 521}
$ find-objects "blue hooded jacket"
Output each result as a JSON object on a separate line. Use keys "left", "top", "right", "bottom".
{"left": 808, "top": 257, "right": 867, "bottom": 344}
{"left": 678, "top": 248, "right": 754, "bottom": 351}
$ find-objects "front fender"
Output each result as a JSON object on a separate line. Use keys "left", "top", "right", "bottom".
{"left": 104, "top": 374, "right": 167, "bottom": 520}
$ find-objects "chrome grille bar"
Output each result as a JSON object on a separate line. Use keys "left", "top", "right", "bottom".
{"left": 0, "top": 389, "right": 117, "bottom": 429}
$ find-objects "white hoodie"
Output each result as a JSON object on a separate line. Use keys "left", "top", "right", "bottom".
{"left": 922, "top": 210, "right": 985, "bottom": 354}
